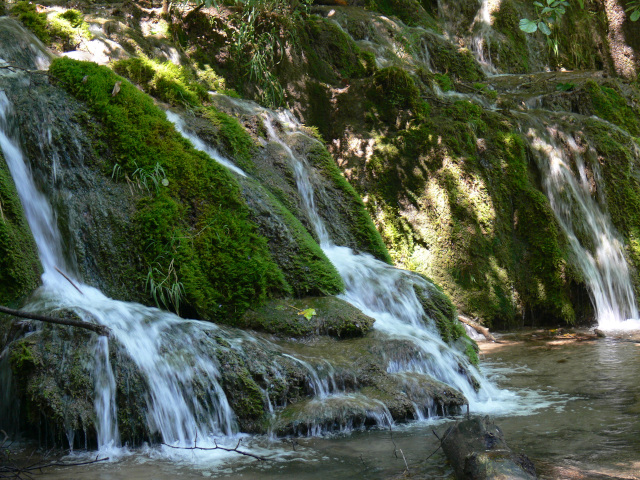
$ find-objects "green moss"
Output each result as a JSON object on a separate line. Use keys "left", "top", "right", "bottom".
{"left": 306, "top": 143, "right": 392, "bottom": 264}
{"left": 434, "top": 73, "right": 453, "bottom": 92}
{"left": 10, "top": 3, "right": 92, "bottom": 51}
{"left": 10, "top": 1, "right": 50, "bottom": 43}
{"left": 113, "top": 57, "right": 257, "bottom": 171}
{"left": 240, "top": 297, "right": 373, "bottom": 338}
{"left": 0, "top": 152, "right": 42, "bottom": 305}
{"left": 302, "top": 16, "right": 371, "bottom": 84}
{"left": 201, "top": 107, "right": 256, "bottom": 172}
{"left": 362, "top": 103, "right": 577, "bottom": 328}
{"left": 490, "top": 0, "right": 530, "bottom": 73}
{"left": 243, "top": 181, "right": 345, "bottom": 296}
{"left": 9, "top": 339, "right": 38, "bottom": 374}
{"left": 49, "top": 58, "right": 289, "bottom": 321}
{"left": 113, "top": 56, "right": 208, "bottom": 108}
{"left": 429, "top": 41, "right": 484, "bottom": 82}
{"left": 366, "top": 0, "right": 439, "bottom": 29}
{"left": 585, "top": 80, "right": 640, "bottom": 136}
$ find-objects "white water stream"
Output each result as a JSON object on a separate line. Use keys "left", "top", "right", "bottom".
{"left": 0, "top": 89, "right": 238, "bottom": 453}
{"left": 523, "top": 117, "right": 640, "bottom": 330}
{"left": 260, "top": 111, "right": 511, "bottom": 412}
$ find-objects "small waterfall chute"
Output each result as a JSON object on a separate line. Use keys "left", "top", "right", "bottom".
{"left": 523, "top": 116, "right": 640, "bottom": 330}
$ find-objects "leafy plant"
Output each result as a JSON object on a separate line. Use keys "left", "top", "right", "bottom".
{"left": 146, "top": 258, "right": 185, "bottom": 315}
{"left": 519, "top": 0, "right": 570, "bottom": 35}
{"left": 626, "top": 0, "right": 640, "bottom": 21}
{"left": 520, "top": 0, "right": 639, "bottom": 38}
{"left": 556, "top": 82, "right": 575, "bottom": 91}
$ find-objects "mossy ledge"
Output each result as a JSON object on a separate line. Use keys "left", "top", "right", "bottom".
{"left": 0, "top": 151, "right": 42, "bottom": 306}
{"left": 48, "top": 57, "right": 289, "bottom": 322}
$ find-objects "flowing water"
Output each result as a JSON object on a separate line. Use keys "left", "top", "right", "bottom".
{"left": 261, "top": 109, "right": 509, "bottom": 411}
{"left": 0, "top": 20, "right": 511, "bottom": 463}
{"left": 3, "top": 12, "right": 640, "bottom": 477}
{"left": 19, "top": 334, "right": 640, "bottom": 479}
{"left": 522, "top": 115, "right": 640, "bottom": 330}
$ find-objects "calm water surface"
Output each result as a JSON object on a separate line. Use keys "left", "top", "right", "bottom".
{"left": 22, "top": 332, "right": 640, "bottom": 479}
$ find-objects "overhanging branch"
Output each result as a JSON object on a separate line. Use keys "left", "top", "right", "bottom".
{"left": 0, "top": 305, "right": 110, "bottom": 336}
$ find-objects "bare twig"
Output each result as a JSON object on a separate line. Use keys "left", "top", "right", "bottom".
{"left": 54, "top": 266, "right": 84, "bottom": 295}
{"left": 425, "top": 425, "right": 454, "bottom": 462}
{"left": 388, "top": 424, "right": 409, "bottom": 473}
{"left": 161, "top": 438, "right": 269, "bottom": 461}
{"left": 0, "top": 453, "right": 109, "bottom": 479}
{"left": 0, "top": 305, "right": 109, "bottom": 336}
{"left": 0, "top": 62, "right": 62, "bottom": 83}
{"left": 458, "top": 314, "right": 499, "bottom": 343}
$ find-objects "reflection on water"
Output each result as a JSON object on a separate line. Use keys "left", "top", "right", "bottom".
{"left": 483, "top": 335, "right": 640, "bottom": 479}
{"left": 22, "top": 335, "right": 640, "bottom": 479}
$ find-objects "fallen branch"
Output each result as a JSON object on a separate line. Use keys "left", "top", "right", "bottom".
{"left": 54, "top": 266, "right": 84, "bottom": 295}
{"left": 0, "top": 62, "right": 62, "bottom": 83}
{"left": 0, "top": 455, "right": 109, "bottom": 479}
{"left": 161, "top": 438, "right": 269, "bottom": 461}
{"left": 388, "top": 424, "right": 409, "bottom": 474}
{"left": 0, "top": 305, "right": 109, "bottom": 337}
{"left": 458, "top": 314, "right": 498, "bottom": 343}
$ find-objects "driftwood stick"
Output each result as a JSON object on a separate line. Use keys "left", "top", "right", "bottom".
{"left": 54, "top": 266, "right": 84, "bottom": 295}
{"left": 161, "top": 439, "right": 268, "bottom": 461}
{"left": 458, "top": 314, "right": 498, "bottom": 343}
{"left": 0, "top": 305, "right": 109, "bottom": 337}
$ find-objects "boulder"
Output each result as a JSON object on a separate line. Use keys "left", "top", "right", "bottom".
{"left": 441, "top": 416, "right": 536, "bottom": 480}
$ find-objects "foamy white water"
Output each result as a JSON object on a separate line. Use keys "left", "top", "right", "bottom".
{"left": 524, "top": 118, "right": 640, "bottom": 330}
{"left": 261, "top": 111, "right": 517, "bottom": 414}
{"left": 165, "top": 110, "right": 248, "bottom": 177}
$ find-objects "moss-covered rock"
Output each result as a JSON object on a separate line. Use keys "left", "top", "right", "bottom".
{"left": 48, "top": 57, "right": 289, "bottom": 321}
{"left": 0, "top": 152, "right": 42, "bottom": 306}
{"left": 7, "top": 320, "right": 98, "bottom": 448}
{"left": 239, "top": 176, "right": 345, "bottom": 296}
{"left": 239, "top": 297, "right": 374, "bottom": 338}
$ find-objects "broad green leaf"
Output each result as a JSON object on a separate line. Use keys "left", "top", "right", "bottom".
{"left": 541, "top": 7, "right": 552, "bottom": 14}
{"left": 632, "top": 9, "right": 640, "bottom": 21}
{"left": 519, "top": 18, "right": 538, "bottom": 33}
{"left": 533, "top": 1, "right": 544, "bottom": 6}
{"left": 538, "top": 21, "right": 551, "bottom": 35}
{"left": 300, "top": 308, "right": 317, "bottom": 320}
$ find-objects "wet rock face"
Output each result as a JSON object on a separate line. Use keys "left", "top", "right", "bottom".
{"left": 239, "top": 296, "right": 374, "bottom": 338}
{"left": 441, "top": 416, "right": 537, "bottom": 480}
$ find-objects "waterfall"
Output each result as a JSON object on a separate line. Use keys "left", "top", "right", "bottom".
{"left": 0, "top": 17, "right": 521, "bottom": 454}
{"left": 261, "top": 111, "right": 505, "bottom": 411}
{"left": 523, "top": 117, "right": 640, "bottom": 329}
{"left": 0, "top": 79, "right": 237, "bottom": 450}
{"left": 469, "top": 0, "right": 498, "bottom": 76}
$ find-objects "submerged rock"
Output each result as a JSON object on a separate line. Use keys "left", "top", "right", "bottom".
{"left": 441, "top": 416, "right": 537, "bottom": 480}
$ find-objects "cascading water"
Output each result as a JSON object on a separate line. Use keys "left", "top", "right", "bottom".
{"left": 523, "top": 115, "right": 640, "bottom": 329}
{"left": 0, "top": 17, "right": 520, "bottom": 460}
{"left": 165, "top": 110, "right": 248, "bottom": 177}
{"left": 261, "top": 112, "right": 506, "bottom": 411}
{"left": 0, "top": 64, "right": 236, "bottom": 451}
{"left": 468, "top": 0, "right": 498, "bottom": 75}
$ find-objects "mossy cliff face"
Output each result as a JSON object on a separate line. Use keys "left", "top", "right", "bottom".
{"left": 0, "top": 152, "right": 42, "bottom": 306}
